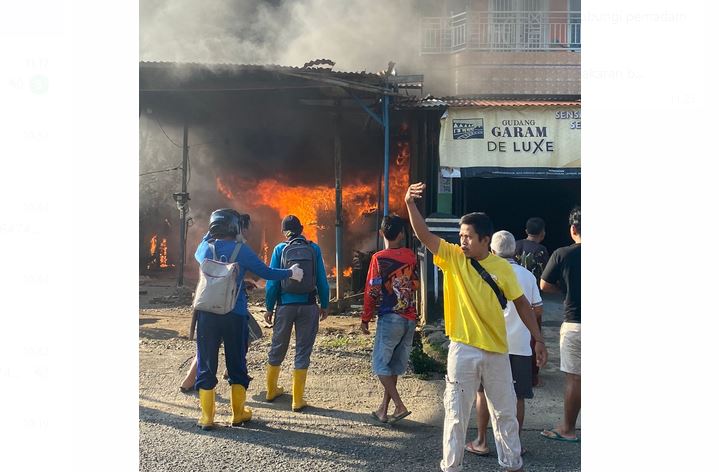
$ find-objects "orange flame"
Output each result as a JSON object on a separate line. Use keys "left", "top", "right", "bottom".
{"left": 149, "top": 234, "right": 158, "bottom": 256}
{"left": 214, "top": 144, "right": 410, "bottom": 273}
{"left": 261, "top": 227, "right": 270, "bottom": 264}
{"left": 159, "top": 238, "right": 169, "bottom": 268}
{"left": 216, "top": 176, "right": 375, "bottom": 242}
{"left": 388, "top": 140, "right": 411, "bottom": 217}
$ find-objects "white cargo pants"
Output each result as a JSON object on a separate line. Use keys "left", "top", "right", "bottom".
{"left": 440, "top": 341, "right": 523, "bottom": 472}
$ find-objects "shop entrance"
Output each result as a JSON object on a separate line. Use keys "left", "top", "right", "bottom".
{"left": 459, "top": 177, "right": 581, "bottom": 253}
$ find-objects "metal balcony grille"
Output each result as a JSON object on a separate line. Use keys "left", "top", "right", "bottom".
{"left": 420, "top": 10, "right": 581, "bottom": 54}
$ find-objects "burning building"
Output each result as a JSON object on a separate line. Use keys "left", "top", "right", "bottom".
{"left": 139, "top": 61, "right": 422, "bottom": 299}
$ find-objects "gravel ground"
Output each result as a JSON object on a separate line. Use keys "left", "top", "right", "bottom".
{"left": 139, "top": 279, "right": 580, "bottom": 471}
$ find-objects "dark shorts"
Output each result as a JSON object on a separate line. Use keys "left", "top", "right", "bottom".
{"left": 479, "top": 354, "right": 534, "bottom": 400}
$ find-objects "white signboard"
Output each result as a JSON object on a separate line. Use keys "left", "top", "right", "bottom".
{"left": 439, "top": 107, "right": 581, "bottom": 178}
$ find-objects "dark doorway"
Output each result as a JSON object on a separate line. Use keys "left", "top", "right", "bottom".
{"left": 460, "top": 177, "right": 580, "bottom": 254}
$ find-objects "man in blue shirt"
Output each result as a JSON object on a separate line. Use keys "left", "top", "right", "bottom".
{"left": 264, "top": 215, "right": 330, "bottom": 411}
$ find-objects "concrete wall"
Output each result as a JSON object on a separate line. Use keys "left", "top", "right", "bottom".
{"left": 420, "top": 49, "right": 580, "bottom": 96}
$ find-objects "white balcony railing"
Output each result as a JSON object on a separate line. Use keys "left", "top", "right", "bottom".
{"left": 421, "top": 11, "right": 581, "bottom": 54}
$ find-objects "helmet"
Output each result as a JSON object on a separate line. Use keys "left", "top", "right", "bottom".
{"left": 209, "top": 208, "right": 242, "bottom": 238}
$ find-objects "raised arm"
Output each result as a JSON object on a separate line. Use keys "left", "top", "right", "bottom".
{"left": 404, "top": 182, "right": 441, "bottom": 255}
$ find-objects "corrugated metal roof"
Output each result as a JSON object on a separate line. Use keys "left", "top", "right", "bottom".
{"left": 398, "top": 96, "right": 580, "bottom": 109}
{"left": 139, "top": 61, "right": 384, "bottom": 81}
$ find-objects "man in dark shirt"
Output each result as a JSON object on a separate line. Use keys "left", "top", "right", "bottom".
{"left": 539, "top": 207, "right": 581, "bottom": 443}
{"left": 514, "top": 217, "right": 550, "bottom": 283}
{"left": 515, "top": 217, "right": 550, "bottom": 387}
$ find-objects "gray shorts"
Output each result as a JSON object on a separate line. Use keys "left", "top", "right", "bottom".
{"left": 560, "top": 322, "right": 581, "bottom": 375}
{"left": 371, "top": 312, "right": 416, "bottom": 376}
{"left": 479, "top": 354, "right": 534, "bottom": 400}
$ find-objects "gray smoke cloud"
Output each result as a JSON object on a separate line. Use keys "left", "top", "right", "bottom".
{"left": 140, "top": 0, "right": 423, "bottom": 74}
{"left": 140, "top": 0, "right": 426, "bottom": 277}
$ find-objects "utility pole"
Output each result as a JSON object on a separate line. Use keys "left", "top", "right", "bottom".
{"left": 383, "top": 94, "right": 390, "bottom": 216}
{"left": 174, "top": 118, "right": 190, "bottom": 287}
{"left": 334, "top": 103, "right": 343, "bottom": 303}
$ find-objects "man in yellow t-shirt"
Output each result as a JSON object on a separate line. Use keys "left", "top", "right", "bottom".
{"left": 404, "top": 183, "right": 547, "bottom": 472}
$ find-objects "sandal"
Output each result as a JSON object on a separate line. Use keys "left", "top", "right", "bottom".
{"left": 464, "top": 441, "right": 491, "bottom": 457}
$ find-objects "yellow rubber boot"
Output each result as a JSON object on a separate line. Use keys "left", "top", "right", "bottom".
{"left": 292, "top": 369, "right": 308, "bottom": 412}
{"left": 265, "top": 364, "right": 285, "bottom": 402}
{"left": 230, "top": 384, "right": 253, "bottom": 426}
{"left": 197, "top": 388, "right": 216, "bottom": 430}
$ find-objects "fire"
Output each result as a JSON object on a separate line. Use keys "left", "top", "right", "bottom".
{"left": 147, "top": 234, "right": 174, "bottom": 270}
{"left": 388, "top": 139, "right": 411, "bottom": 217}
{"left": 149, "top": 234, "right": 158, "bottom": 256}
{"left": 159, "top": 238, "right": 169, "bottom": 268}
{"left": 213, "top": 142, "right": 410, "bottom": 274}
{"left": 329, "top": 267, "right": 353, "bottom": 277}
{"left": 261, "top": 228, "right": 270, "bottom": 264}
{"left": 216, "top": 176, "right": 375, "bottom": 242}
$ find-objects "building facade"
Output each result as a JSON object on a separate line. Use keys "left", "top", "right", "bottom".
{"left": 418, "top": 0, "right": 580, "bottom": 96}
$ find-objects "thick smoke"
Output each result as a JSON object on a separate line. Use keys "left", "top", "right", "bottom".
{"left": 140, "top": 0, "right": 423, "bottom": 74}
{"left": 140, "top": 0, "right": 423, "bottom": 279}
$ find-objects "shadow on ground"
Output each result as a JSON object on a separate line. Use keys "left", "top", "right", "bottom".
{"left": 140, "top": 327, "right": 179, "bottom": 340}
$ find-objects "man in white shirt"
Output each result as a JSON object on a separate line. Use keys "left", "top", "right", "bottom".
{"left": 465, "top": 230, "right": 543, "bottom": 457}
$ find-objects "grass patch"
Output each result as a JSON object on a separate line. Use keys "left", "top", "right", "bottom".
{"left": 318, "top": 334, "right": 373, "bottom": 350}
{"left": 321, "top": 336, "right": 351, "bottom": 349}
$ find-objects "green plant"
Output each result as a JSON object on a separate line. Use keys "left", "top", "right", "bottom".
{"left": 409, "top": 345, "right": 445, "bottom": 379}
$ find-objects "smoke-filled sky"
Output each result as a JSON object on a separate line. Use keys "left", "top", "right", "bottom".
{"left": 140, "top": 0, "right": 426, "bottom": 74}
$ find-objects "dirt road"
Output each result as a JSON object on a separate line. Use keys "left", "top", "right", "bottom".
{"left": 139, "top": 276, "right": 580, "bottom": 471}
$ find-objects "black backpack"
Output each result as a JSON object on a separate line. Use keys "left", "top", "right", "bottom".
{"left": 280, "top": 238, "right": 317, "bottom": 294}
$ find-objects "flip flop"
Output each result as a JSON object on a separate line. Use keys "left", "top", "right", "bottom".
{"left": 541, "top": 429, "right": 579, "bottom": 443}
{"left": 179, "top": 386, "right": 195, "bottom": 394}
{"left": 388, "top": 410, "right": 412, "bottom": 425}
{"left": 370, "top": 411, "right": 388, "bottom": 424}
{"left": 464, "top": 442, "right": 491, "bottom": 457}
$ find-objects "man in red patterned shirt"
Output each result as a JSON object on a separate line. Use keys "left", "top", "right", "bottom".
{"left": 360, "top": 214, "right": 419, "bottom": 425}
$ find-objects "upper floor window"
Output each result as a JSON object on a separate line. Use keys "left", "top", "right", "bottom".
{"left": 420, "top": 0, "right": 580, "bottom": 53}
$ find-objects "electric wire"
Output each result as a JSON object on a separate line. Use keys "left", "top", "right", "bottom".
{"left": 139, "top": 165, "right": 182, "bottom": 177}
{"left": 154, "top": 117, "right": 182, "bottom": 148}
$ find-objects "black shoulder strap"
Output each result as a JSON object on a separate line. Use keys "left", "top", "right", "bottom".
{"left": 469, "top": 258, "right": 507, "bottom": 310}
{"left": 287, "top": 236, "right": 309, "bottom": 245}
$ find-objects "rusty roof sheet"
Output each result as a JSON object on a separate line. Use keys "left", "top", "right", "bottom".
{"left": 139, "top": 61, "right": 385, "bottom": 81}
{"left": 398, "top": 96, "right": 580, "bottom": 109}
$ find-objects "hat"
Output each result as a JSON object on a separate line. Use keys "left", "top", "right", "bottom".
{"left": 281, "top": 215, "right": 303, "bottom": 234}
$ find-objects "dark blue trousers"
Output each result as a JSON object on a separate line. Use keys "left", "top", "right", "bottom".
{"left": 195, "top": 310, "right": 250, "bottom": 390}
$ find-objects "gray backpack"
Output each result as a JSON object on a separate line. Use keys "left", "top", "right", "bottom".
{"left": 192, "top": 242, "right": 242, "bottom": 314}
{"left": 280, "top": 238, "right": 317, "bottom": 294}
